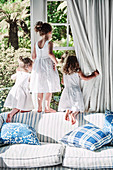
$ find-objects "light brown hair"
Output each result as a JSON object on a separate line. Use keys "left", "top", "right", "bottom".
{"left": 63, "top": 55, "right": 80, "bottom": 75}
{"left": 34, "top": 21, "right": 52, "bottom": 36}
{"left": 19, "top": 56, "right": 32, "bottom": 69}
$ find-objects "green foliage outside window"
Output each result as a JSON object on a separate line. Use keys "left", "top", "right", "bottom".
{"left": 47, "top": 1, "right": 67, "bottom": 23}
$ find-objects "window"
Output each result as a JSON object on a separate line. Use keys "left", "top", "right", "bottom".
{"left": 46, "top": 0, "right": 74, "bottom": 51}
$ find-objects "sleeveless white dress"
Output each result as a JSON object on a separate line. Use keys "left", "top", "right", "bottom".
{"left": 30, "top": 40, "right": 61, "bottom": 93}
{"left": 4, "top": 71, "right": 34, "bottom": 111}
{"left": 58, "top": 73, "right": 84, "bottom": 112}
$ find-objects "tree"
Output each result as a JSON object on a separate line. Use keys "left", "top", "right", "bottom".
{"left": 0, "top": 0, "right": 30, "bottom": 50}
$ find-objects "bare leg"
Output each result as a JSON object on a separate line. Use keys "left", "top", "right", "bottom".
{"left": 70, "top": 111, "right": 80, "bottom": 125}
{"left": 65, "top": 110, "right": 70, "bottom": 121}
{"left": 45, "top": 93, "right": 56, "bottom": 113}
{"left": 6, "top": 108, "right": 20, "bottom": 123}
{"left": 38, "top": 93, "right": 43, "bottom": 112}
{"left": 70, "top": 113, "right": 76, "bottom": 125}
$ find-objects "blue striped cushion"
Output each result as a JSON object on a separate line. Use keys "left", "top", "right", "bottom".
{"left": 1, "top": 111, "right": 80, "bottom": 143}
{"left": 60, "top": 123, "right": 112, "bottom": 151}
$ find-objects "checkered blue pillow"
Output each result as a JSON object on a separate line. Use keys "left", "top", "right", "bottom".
{"left": 60, "top": 123, "right": 112, "bottom": 151}
{"left": 103, "top": 110, "right": 113, "bottom": 144}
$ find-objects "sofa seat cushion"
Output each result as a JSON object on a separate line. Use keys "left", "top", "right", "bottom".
{"left": 63, "top": 145, "right": 113, "bottom": 169}
{"left": 1, "top": 112, "right": 105, "bottom": 144}
{"left": 0, "top": 143, "right": 64, "bottom": 168}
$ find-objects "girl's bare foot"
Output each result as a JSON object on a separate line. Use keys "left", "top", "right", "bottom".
{"left": 65, "top": 110, "right": 70, "bottom": 121}
{"left": 45, "top": 108, "right": 56, "bottom": 113}
{"left": 70, "top": 113, "right": 76, "bottom": 125}
{"left": 6, "top": 108, "right": 20, "bottom": 123}
{"left": 20, "top": 110, "right": 31, "bottom": 113}
{"left": 37, "top": 110, "right": 42, "bottom": 112}
{"left": 6, "top": 113, "right": 13, "bottom": 123}
{"left": 70, "top": 111, "right": 80, "bottom": 125}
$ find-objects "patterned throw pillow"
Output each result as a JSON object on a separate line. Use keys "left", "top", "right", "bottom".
{"left": 0, "top": 114, "right": 4, "bottom": 130}
{"left": 103, "top": 110, "right": 113, "bottom": 144}
{"left": 0, "top": 123, "right": 40, "bottom": 145}
{"left": 60, "top": 123, "right": 112, "bottom": 151}
{"left": 103, "top": 110, "right": 113, "bottom": 134}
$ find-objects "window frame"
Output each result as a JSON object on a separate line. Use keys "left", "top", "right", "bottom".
{"left": 45, "top": 0, "right": 75, "bottom": 51}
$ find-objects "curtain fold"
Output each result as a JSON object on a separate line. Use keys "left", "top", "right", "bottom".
{"left": 68, "top": 0, "right": 113, "bottom": 112}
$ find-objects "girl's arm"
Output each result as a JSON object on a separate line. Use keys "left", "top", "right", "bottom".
{"left": 48, "top": 41, "right": 58, "bottom": 65}
{"left": 32, "top": 44, "right": 36, "bottom": 60}
{"left": 78, "top": 70, "right": 99, "bottom": 81}
{"left": 61, "top": 76, "right": 64, "bottom": 85}
{"left": 11, "top": 73, "right": 17, "bottom": 80}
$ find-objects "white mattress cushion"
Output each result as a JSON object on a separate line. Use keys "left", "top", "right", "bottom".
{"left": 63, "top": 145, "right": 113, "bottom": 169}
{"left": 0, "top": 143, "right": 64, "bottom": 168}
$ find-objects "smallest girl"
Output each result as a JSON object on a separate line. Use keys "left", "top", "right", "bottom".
{"left": 4, "top": 56, "right": 34, "bottom": 123}
{"left": 58, "top": 55, "right": 99, "bottom": 124}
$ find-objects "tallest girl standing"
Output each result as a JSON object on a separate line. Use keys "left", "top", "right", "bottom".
{"left": 30, "top": 21, "right": 61, "bottom": 112}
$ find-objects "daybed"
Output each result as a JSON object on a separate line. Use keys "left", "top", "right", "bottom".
{"left": 0, "top": 111, "right": 113, "bottom": 170}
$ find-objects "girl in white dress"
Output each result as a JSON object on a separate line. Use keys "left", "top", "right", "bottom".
{"left": 4, "top": 56, "right": 34, "bottom": 122}
{"left": 30, "top": 21, "right": 61, "bottom": 113}
{"left": 58, "top": 55, "right": 99, "bottom": 124}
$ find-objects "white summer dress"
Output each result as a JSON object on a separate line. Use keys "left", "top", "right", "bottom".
{"left": 30, "top": 40, "right": 61, "bottom": 93}
{"left": 58, "top": 73, "right": 84, "bottom": 112}
{"left": 4, "top": 71, "right": 34, "bottom": 111}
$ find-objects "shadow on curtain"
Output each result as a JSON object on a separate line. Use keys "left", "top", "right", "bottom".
{"left": 68, "top": 0, "right": 113, "bottom": 112}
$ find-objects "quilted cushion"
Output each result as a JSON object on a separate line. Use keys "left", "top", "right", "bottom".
{"left": 0, "top": 123, "right": 40, "bottom": 145}
{"left": 60, "top": 123, "right": 112, "bottom": 151}
{"left": 0, "top": 143, "right": 63, "bottom": 168}
{"left": 63, "top": 145, "right": 113, "bottom": 169}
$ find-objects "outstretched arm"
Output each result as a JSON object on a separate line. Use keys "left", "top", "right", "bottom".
{"left": 61, "top": 76, "right": 64, "bottom": 85}
{"left": 48, "top": 41, "right": 58, "bottom": 65}
{"left": 32, "top": 44, "right": 36, "bottom": 60}
{"left": 78, "top": 70, "right": 99, "bottom": 81}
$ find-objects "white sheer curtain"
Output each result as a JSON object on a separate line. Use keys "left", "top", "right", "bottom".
{"left": 68, "top": 0, "right": 113, "bottom": 112}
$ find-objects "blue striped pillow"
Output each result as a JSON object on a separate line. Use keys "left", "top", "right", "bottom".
{"left": 60, "top": 123, "right": 112, "bottom": 151}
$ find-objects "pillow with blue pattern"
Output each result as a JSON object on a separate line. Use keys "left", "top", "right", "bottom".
{"left": 60, "top": 123, "right": 112, "bottom": 151}
{"left": 0, "top": 114, "right": 4, "bottom": 130}
{"left": 103, "top": 110, "right": 113, "bottom": 144}
{"left": 0, "top": 122, "right": 40, "bottom": 145}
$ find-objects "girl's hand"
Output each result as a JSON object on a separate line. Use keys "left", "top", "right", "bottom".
{"left": 94, "top": 70, "right": 99, "bottom": 77}
{"left": 53, "top": 63, "right": 56, "bottom": 71}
